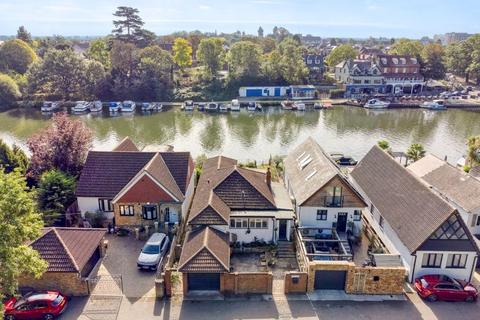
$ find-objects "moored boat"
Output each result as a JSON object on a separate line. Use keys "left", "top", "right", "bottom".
{"left": 247, "top": 102, "right": 256, "bottom": 111}
{"left": 420, "top": 99, "right": 447, "bottom": 110}
{"left": 255, "top": 102, "right": 263, "bottom": 111}
{"left": 281, "top": 100, "right": 294, "bottom": 110}
{"left": 206, "top": 102, "right": 218, "bottom": 112}
{"left": 152, "top": 103, "right": 163, "bottom": 111}
{"left": 109, "top": 101, "right": 122, "bottom": 113}
{"left": 72, "top": 101, "right": 89, "bottom": 113}
{"left": 89, "top": 101, "right": 103, "bottom": 112}
{"left": 122, "top": 101, "right": 136, "bottom": 113}
{"left": 41, "top": 101, "right": 60, "bottom": 112}
{"left": 219, "top": 103, "right": 228, "bottom": 112}
{"left": 364, "top": 99, "right": 389, "bottom": 109}
{"left": 294, "top": 102, "right": 306, "bottom": 111}
{"left": 314, "top": 102, "right": 323, "bottom": 109}
{"left": 230, "top": 99, "right": 240, "bottom": 111}
{"left": 141, "top": 102, "right": 153, "bottom": 111}
{"left": 197, "top": 102, "right": 206, "bottom": 111}
{"left": 183, "top": 100, "right": 194, "bottom": 111}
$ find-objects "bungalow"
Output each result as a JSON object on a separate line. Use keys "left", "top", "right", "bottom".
{"left": 350, "top": 146, "right": 480, "bottom": 283}
{"left": 19, "top": 227, "right": 107, "bottom": 296}
{"left": 75, "top": 137, "right": 195, "bottom": 229}
{"left": 408, "top": 154, "right": 480, "bottom": 238}
{"left": 178, "top": 156, "right": 294, "bottom": 293}
{"left": 284, "top": 137, "right": 367, "bottom": 236}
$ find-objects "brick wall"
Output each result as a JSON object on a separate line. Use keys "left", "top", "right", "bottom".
{"left": 19, "top": 272, "right": 89, "bottom": 296}
{"left": 307, "top": 261, "right": 353, "bottom": 292}
{"left": 221, "top": 272, "right": 273, "bottom": 295}
{"left": 114, "top": 202, "right": 182, "bottom": 227}
{"left": 284, "top": 272, "right": 308, "bottom": 293}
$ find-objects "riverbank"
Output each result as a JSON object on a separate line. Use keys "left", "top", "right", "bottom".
{"left": 343, "top": 98, "right": 480, "bottom": 109}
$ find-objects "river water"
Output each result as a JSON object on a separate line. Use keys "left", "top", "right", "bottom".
{"left": 1, "top": 105, "right": 479, "bottom": 163}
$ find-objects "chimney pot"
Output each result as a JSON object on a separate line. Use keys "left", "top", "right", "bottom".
{"left": 266, "top": 167, "right": 272, "bottom": 188}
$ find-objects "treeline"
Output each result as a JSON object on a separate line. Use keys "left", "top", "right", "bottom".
{"left": 0, "top": 6, "right": 313, "bottom": 109}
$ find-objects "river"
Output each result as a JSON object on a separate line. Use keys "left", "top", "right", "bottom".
{"left": 1, "top": 105, "right": 479, "bottom": 163}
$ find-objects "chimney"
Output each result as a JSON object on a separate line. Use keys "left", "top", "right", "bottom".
{"left": 266, "top": 167, "right": 272, "bottom": 189}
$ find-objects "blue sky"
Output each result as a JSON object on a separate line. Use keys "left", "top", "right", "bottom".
{"left": 1, "top": 0, "right": 480, "bottom": 38}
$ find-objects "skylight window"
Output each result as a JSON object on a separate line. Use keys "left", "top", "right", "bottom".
{"left": 305, "top": 169, "right": 317, "bottom": 181}
{"left": 299, "top": 154, "right": 312, "bottom": 170}
{"left": 296, "top": 151, "right": 306, "bottom": 162}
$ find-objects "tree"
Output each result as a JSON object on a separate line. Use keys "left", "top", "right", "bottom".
{"left": 276, "top": 38, "right": 309, "bottom": 84}
{"left": 227, "top": 41, "right": 263, "bottom": 80}
{"left": 421, "top": 43, "right": 446, "bottom": 80}
{"left": 261, "top": 37, "right": 276, "bottom": 54}
{"left": 406, "top": 143, "right": 426, "bottom": 162}
{"left": 27, "top": 49, "right": 87, "bottom": 100}
{"left": 0, "top": 73, "right": 21, "bottom": 110}
{"left": 325, "top": 44, "right": 358, "bottom": 67}
{"left": 173, "top": 38, "right": 192, "bottom": 71}
{"left": 16, "top": 26, "right": 32, "bottom": 45}
{"left": 110, "top": 40, "right": 139, "bottom": 97}
{"left": 377, "top": 140, "right": 390, "bottom": 150}
{"left": 389, "top": 38, "right": 423, "bottom": 57}
{"left": 134, "top": 29, "right": 156, "bottom": 48}
{"left": 467, "top": 136, "right": 480, "bottom": 167}
{"left": 258, "top": 26, "right": 264, "bottom": 38}
{"left": 197, "top": 38, "right": 225, "bottom": 76}
{"left": 112, "top": 6, "right": 144, "bottom": 43}
{"left": 27, "top": 112, "right": 93, "bottom": 177}
{"left": 445, "top": 41, "right": 471, "bottom": 82}
{"left": 0, "top": 39, "right": 37, "bottom": 74}
{"left": 464, "top": 35, "right": 480, "bottom": 84}
{"left": 86, "top": 38, "right": 111, "bottom": 69}
{"left": 0, "top": 140, "right": 28, "bottom": 174}
{"left": 0, "top": 170, "right": 47, "bottom": 318}
{"left": 83, "top": 60, "right": 107, "bottom": 99}
{"left": 37, "top": 169, "right": 76, "bottom": 225}
{"left": 36, "top": 36, "right": 73, "bottom": 58}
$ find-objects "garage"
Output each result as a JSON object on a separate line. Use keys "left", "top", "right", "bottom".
{"left": 187, "top": 273, "right": 220, "bottom": 291}
{"left": 314, "top": 270, "right": 346, "bottom": 290}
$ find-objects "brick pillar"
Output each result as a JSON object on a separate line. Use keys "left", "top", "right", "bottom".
{"left": 267, "top": 272, "right": 273, "bottom": 294}
{"left": 182, "top": 273, "right": 188, "bottom": 295}
{"left": 164, "top": 269, "right": 172, "bottom": 297}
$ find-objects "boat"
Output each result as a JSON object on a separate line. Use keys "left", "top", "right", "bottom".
{"left": 72, "top": 101, "right": 89, "bottom": 113}
{"left": 197, "top": 103, "right": 206, "bottom": 111}
{"left": 420, "top": 99, "right": 447, "bottom": 110}
{"left": 206, "top": 102, "right": 218, "bottom": 112}
{"left": 109, "top": 101, "right": 122, "bottom": 113}
{"left": 41, "top": 101, "right": 60, "bottom": 112}
{"left": 364, "top": 99, "right": 389, "bottom": 109}
{"left": 230, "top": 99, "right": 240, "bottom": 111}
{"left": 89, "top": 101, "right": 103, "bottom": 112}
{"left": 323, "top": 102, "right": 333, "bottom": 109}
{"left": 294, "top": 102, "right": 306, "bottom": 111}
{"left": 219, "top": 103, "right": 228, "bottom": 112}
{"left": 183, "top": 100, "right": 194, "bottom": 111}
{"left": 122, "top": 101, "right": 136, "bottom": 113}
{"left": 314, "top": 102, "right": 323, "bottom": 109}
{"left": 281, "top": 100, "right": 294, "bottom": 110}
{"left": 141, "top": 102, "right": 153, "bottom": 111}
{"left": 152, "top": 103, "right": 163, "bottom": 111}
{"left": 247, "top": 102, "right": 256, "bottom": 111}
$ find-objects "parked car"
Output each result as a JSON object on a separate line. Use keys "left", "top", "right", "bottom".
{"left": 336, "top": 156, "right": 358, "bottom": 166}
{"left": 466, "top": 86, "right": 474, "bottom": 92}
{"left": 3, "top": 291, "right": 67, "bottom": 320}
{"left": 137, "top": 232, "right": 170, "bottom": 270}
{"left": 415, "top": 274, "right": 478, "bottom": 302}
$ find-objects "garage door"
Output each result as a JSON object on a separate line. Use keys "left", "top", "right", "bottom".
{"left": 314, "top": 270, "right": 346, "bottom": 290}
{"left": 188, "top": 273, "right": 220, "bottom": 291}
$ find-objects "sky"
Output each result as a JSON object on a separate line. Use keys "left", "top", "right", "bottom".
{"left": 1, "top": 0, "right": 480, "bottom": 38}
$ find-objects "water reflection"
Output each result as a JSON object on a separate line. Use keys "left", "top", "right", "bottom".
{"left": 0, "top": 106, "right": 479, "bottom": 162}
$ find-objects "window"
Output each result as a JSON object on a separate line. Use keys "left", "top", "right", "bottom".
{"left": 249, "top": 218, "right": 268, "bottom": 229}
{"left": 230, "top": 218, "right": 248, "bottom": 228}
{"left": 370, "top": 203, "right": 375, "bottom": 216}
{"left": 119, "top": 205, "right": 134, "bottom": 216}
{"left": 165, "top": 207, "right": 170, "bottom": 222}
{"left": 446, "top": 254, "right": 467, "bottom": 268}
{"left": 422, "top": 253, "right": 443, "bottom": 268}
{"left": 353, "top": 210, "right": 361, "bottom": 221}
{"left": 316, "top": 210, "right": 328, "bottom": 220}
{"left": 477, "top": 216, "right": 480, "bottom": 226}
{"left": 98, "top": 199, "right": 113, "bottom": 212}
{"left": 364, "top": 80, "right": 370, "bottom": 84}
{"left": 142, "top": 205, "right": 158, "bottom": 220}
{"left": 379, "top": 215, "right": 384, "bottom": 228}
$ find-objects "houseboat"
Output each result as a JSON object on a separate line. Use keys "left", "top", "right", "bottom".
{"left": 72, "top": 101, "right": 89, "bottom": 113}
{"left": 109, "top": 101, "right": 122, "bottom": 113}
{"left": 197, "top": 102, "right": 206, "bottom": 111}
{"left": 219, "top": 103, "right": 228, "bottom": 112}
{"left": 247, "top": 102, "right": 256, "bottom": 111}
{"left": 420, "top": 99, "right": 447, "bottom": 110}
{"left": 281, "top": 100, "right": 294, "bottom": 110}
{"left": 364, "top": 99, "right": 389, "bottom": 109}
{"left": 206, "top": 102, "right": 218, "bottom": 112}
{"left": 122, "top": 101, "right": 136, "bottom": 113}
{"left": 41, "top": 101, "right": 60, "bottom": 112}
{"left": 183, "top": 100, "right": 194, "bottom": 111}
{"left": 230, "top": 99, "right": 240, "bottom": 111}
{"left": 88, "top": 101, "right": 103, "bottom": 112}
{"left": 294, "top": 102, "right": 306, "bottom": 111}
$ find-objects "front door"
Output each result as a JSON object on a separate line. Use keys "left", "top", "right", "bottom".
{"left": 336, "top": 213, "right": 347, "bottom": 233}
{"left": 278, "top": 220, "right": 288, "bottom": 240}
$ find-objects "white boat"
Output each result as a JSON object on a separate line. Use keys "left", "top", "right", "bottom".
{"left": 206, "top": 102, "right": 218, "bottom": 112}
{"left": 281, "top": 100, "right": 294, "bottom": 110}
{"left": 183, "top": 100, "right": 194, "bottom": 111}
{"left": 152, "top": 103, "right": 163, "bottom": 111}
{"left": 109, "top": 101, "right": 122, "bottom": 113}
{"left": 89, "top": 101, "right": 103, "bottom": 112}
{"left": 219, "top": 103, "right": 228, "bottom": 112}
{"left": 122, "top": 101, "right": 136, "bottom": 113}
{"left": 141, "top": 102, "right": 153, "bottom": 111}
{"left": 231, "top": 99, "right": 240, "bottom": 111}
{"left": 255, "top": 102, "right": 263, "bottom": 111}
{"left": 364, "top": 99, "right": 389, "bottom": 109}
{"left": 294, "top": 102, "right": 306, "bottom": 111}
{"left": 41, "top": 101, "right": 60, "bottom": 112}
{"left": 420, "top": 100, "right": 447, "bottom": 110}
{"left": 314, "top": 102, "right": 323, "bottom": 109}
{"left": 247, "top": 102, "right": 256, "bottom": 111}
{"left": 72, "top": 101, "right": 89, "bottom": 113}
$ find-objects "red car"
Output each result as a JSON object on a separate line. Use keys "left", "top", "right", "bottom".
{"left": 415, "top": 274, "right": 478, "bottom": 302}
{"left": 3, "top": 291, "right": 67, "bottom": 320}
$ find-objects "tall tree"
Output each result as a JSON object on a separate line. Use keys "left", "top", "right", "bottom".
{"left": 389, "top": 38, "right": 424, "bottom": 57}
{"left": 421, "top": 43, "right": 446, "bottom": 80}
{"left": 445, "top": 41, "right": 471, "bottom": 82}
{"left": 112, "top": 6, "right": 145, "bottom": 43}
{"left": 83, "top": 60, "right": 107, "bottom": 99}
{"left": 16, "top": 26, "right": 32, "bottom": 45}
{"left": 467, "top": 136, "right": 480, "bottom": 167}
{"left": 0, "top": 170, "right": 47, "bottom": 318}
{"left": 110, "top": 40, "right": 139, "bottom": 97}
{"left": 86, "top": 38, "right": 111, "bottom": 69}
{"left": 325, "top": 44, "right": 358, "bottom": 67}
{"left": 0, "top": 39, "right": 37, "bottom": 74}
{"left": 277, "top": 38, "right": 309, "bottom": 84}
{"left": 27, "top": 112, "right": 93, "bottom": 177}
{"left": 227, "top": 41, "right": 263, "bottom": 80}
{"left": 197, "top": 38, "right": 225, "bottom": 77}
{"left": 173, "top": 38, "right": 192, "bottom": 72}
{"left": 0, "top": 73, "right": 21, "bottom": 110}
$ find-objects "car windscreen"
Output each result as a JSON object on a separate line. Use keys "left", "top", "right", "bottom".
{"left": 51, "top": 294, "right": 64, "bottom": 307}
{"left": 142, "top": 244, "right": 160, "bottom": 254}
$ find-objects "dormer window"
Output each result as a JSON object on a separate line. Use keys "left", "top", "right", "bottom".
{"left": 392, "top": 58, "right": 399, "bottom": 64}
{"left": 400, "top": 58, "right": 406, "bottom": 64}
{"left": 381, "top": 58, "right": 387, "bottom": 64}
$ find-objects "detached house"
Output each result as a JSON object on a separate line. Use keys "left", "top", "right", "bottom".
{"left": 408, "top": 154, "right": 480, "bottom": 238}
{"left": 334, "top": 59, "right": 384, "bottom": 98}
{"left": 351, "top": 146, "right": 479, "bottom": 283}
{"left": 76, "top": 137, "right": 195, "bottom": 228}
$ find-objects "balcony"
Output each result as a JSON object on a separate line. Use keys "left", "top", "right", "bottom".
{"left": 323, "top": 196, "right": 344, "bottom": 207}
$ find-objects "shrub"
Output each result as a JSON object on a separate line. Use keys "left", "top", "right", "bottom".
{"left": 0, "top": 73, "right": 21, "bottom": 110}
{"left": 329, "top": 88, "right": 345, "bottom": 99}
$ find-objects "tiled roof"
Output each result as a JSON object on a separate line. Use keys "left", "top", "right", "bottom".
{"left": 408, "top": 155, "right": 480, "bottom": 212}
{"left": 113, "top": 137, "right": 139, "bottom": 152}
{"left": 376, "top": 54, "right": 420, "bottom": 67}
{"left": 145, "top": 153, "right": 185, "bottom": 201}
{"left": 178, "top": 227, "right": 230, "bottom": 273}
{"left": 351, "top": 146, "right": 457, "bottom": 253}
{"left": 30, "top": 228, "right": 106, "bottom": 273}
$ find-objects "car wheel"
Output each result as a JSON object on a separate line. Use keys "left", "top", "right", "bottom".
{"left": 465, "top": 296, "right": 475, "bottom": 303}
{"left": 427, "top": 294, "right": 438, "bottom": 302}
{"left": 5, "top": 314, "right": 15, "bottom": 320}
{"left": 43, "top": 314, "right": 55, "bottom": 320}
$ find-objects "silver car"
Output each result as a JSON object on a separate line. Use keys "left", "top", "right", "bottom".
{"left": 137, "top": 233, "right": 169, "bottom": 270}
